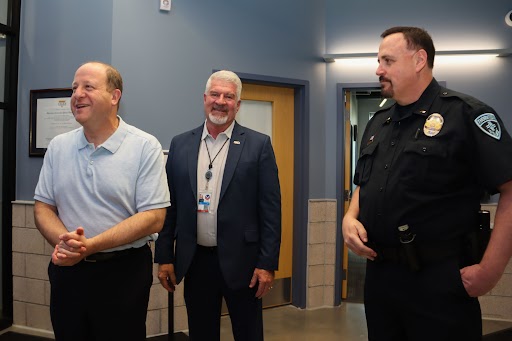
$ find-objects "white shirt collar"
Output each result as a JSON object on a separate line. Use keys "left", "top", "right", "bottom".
{"left": 201, "top": 120, "right": 235, "bottom": 140}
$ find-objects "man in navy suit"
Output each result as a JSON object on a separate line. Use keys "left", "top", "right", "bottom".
{"left": 155, "top": 70, "right": 281, "bottom": 341}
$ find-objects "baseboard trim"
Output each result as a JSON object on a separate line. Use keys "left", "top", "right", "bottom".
{"left": 147, "top": 332, "right": 189, "bottom": 340}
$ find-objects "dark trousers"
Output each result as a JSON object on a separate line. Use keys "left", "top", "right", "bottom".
{"left": 364, "top": 258, "right": 482, "bottom": 341}
{"left": 184, "top": 245, "right": 263, "bottom": 341}
{"left": 48, "top": 244, "right": 153, "bottom": 341}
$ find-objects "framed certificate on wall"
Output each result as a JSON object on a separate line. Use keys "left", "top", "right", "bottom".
{"left": 29, "top": 88, "right": 79, "bottom": 156}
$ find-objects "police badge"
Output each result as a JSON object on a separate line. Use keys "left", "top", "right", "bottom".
{"left": 423, "top": 113, "right": 444, "bottom": 137}
{"left": 474, "top": 113, "right": 501, "bottom": 140}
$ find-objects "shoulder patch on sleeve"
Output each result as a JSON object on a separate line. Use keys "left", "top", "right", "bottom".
{"left": 474, "top": 113, "right": 501, "bottom": 140}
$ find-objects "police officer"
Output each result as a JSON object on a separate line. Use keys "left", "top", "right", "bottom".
{"left": 342, "top": 26, "right": 512, "bottom": 341}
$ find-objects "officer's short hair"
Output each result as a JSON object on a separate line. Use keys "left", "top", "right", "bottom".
{"left": 381, "top": 26, "right": 435, "bottom": 69}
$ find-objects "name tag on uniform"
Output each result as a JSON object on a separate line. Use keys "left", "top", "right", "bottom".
{"left": 197, "top": 190, "right": 212, "bottom": 212}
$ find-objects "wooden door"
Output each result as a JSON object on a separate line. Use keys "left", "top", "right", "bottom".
{"left": 239, "top": 83, "right": 294, "bottom": 307}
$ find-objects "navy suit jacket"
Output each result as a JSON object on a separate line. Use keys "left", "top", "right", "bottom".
{"left": 155, "top": 122, "right": 281, "bottom": 290}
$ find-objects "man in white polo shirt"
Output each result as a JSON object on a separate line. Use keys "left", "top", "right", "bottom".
{"left": 34, "top": 61, "right": 170, "bottom": 341}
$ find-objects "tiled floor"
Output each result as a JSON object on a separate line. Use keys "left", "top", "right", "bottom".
{"left": 1, "top": 303, "right": 511, "bottom": 340}
{"left": 224, "top": 303, "right": 369, "bottom": 340}
{"left": 219, "top": 303, "right": 512, "bottom": 341}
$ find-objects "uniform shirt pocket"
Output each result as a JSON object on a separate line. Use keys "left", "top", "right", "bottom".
{"left": 401, "top": 140, "right": 452, "bottom": 192}
{"left": 354, "top": 142, "right": 379, "bottom": 186}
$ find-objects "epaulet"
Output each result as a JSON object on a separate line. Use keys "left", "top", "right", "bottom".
{"left": 372, "top": 105, "right": 392, "bottom": 117}
{"left": 439, "top": 87, "right": 487, "bottom": 110}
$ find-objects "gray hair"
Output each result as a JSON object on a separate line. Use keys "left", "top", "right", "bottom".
{"left": 205, "top": 70, "right": 242, "bottom": 100}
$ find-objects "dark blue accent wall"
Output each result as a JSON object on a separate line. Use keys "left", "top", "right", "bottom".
{"left": 16, "top": 0, "right": 512, "bottom": 201}
{"left": 325, "top": 0, "right": 512, "bottom": 197}
{"left": 17, "top": 0, "right": 326, "bottom": 200}
{"left": 17, "top": 0, "right": 114, "bottom": 199}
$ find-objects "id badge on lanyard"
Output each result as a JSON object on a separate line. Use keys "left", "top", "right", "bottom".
{"left": 197, "top": 190, "right": 212, "bottom": 213}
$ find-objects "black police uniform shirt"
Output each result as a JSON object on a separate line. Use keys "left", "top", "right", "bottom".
{"left": 354, "top": 78, "right": 512, "bottom": 247}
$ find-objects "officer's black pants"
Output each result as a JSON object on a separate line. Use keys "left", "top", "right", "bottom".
{"left": 48, "top": 244, "right": 153, "bottom": 341}
{"left": 364, "top": 258, "right": 482, "bottom": 341}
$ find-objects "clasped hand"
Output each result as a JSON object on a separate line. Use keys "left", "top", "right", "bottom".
{"left": 52, "top": 227, "right": 87, "bottom": 266}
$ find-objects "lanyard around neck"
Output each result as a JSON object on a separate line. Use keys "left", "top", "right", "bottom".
{"left": 204, "top": 137, "right": 229, "bottom": 181}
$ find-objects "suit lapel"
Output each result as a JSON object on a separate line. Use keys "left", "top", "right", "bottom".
{"left": 188, "top": 125, "right": 203, "bottom": 198}
{"left": 220, "top": 122, "right": 245, "bottom": 202}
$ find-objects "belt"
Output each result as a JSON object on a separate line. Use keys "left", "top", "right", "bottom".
{"left": 196, "top": 244, "right": 217, "bottom": 252}
{"left": 373, "top": 239, "right": 462, "bottom": 265}
{"left": 83, "top": 244, "right": 149, "bottom": 263}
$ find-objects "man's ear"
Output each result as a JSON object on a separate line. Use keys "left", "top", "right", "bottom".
{"left": 415, "top": 49, "right": 428, "bottom": 72}
{"left": 111, "top": 89, "right": 122, "bottom": 106}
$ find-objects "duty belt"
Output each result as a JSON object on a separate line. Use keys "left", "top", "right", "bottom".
{"left": 372, "top": 239, "right": 462, "bottom": 265}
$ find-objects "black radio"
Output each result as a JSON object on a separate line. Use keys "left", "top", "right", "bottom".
{"left": 398, "top": 224, "right": 421, "bottom": 272}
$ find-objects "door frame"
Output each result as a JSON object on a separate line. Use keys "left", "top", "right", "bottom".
{"left": 334, "top": 82, "right": 381, "bottom": 306}
{"left": 334, "top": 81, "right": 446, "bottom": 305}
{"left": 221, "top": 70, "right": 310, "bottom": 308}
{"left": 0, "top": 0, "right": 21, "bottom": 329}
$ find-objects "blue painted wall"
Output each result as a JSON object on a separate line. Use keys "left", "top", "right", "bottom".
{"left": 17, "top": 0, "right": 114, "bottom": 199}
{"left": 324, "top": 0, "right": 512, "bottom": 198}
{"left": 16, "top": 0, "right": 326, "bottom": 200}
{"left": 15, "top": 0, "right": 512, "bottom": 201}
